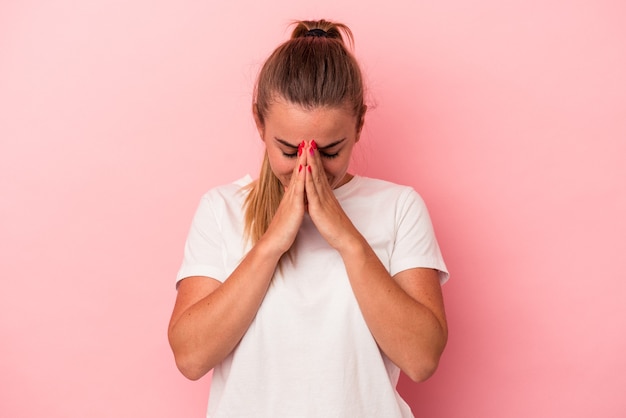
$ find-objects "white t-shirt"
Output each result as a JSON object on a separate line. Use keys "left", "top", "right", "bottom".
{"left": 177, "top": 175, "right": 448, "bottom": 418}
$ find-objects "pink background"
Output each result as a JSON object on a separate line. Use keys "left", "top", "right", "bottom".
{"left": 1, "top": 1, "right": 625, "bottom": 417}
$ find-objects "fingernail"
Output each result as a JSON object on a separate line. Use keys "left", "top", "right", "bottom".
{"left": 307, "top": 165, "right": 312, "bottom": 173}
{"left": 298, "top": 164, "right": 303, "bottom": 172}
{"left": 311, "top": 140, "right": 317, "bottom": 150}
{"left": 298, "top": 141, "right": 304, "bottom": 156}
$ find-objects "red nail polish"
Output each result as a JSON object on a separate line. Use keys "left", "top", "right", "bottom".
{"left": 298, "top": 141, "right": 304, "bottom": 156}
{"left": 307, "top": 165, "right": 312, "bottom": 173}
{"left": 298, "top": 164, "right": 303, "bottom": 172}
{"left": 311, "top": 140, "right": 317, "bottom": 150}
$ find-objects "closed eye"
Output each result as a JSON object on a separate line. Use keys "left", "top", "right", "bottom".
{"left": 275, "top": 137, "right": 345, "bottom": 160}
{"left": 282, "top": 151, "right": 339, "bottom": 159}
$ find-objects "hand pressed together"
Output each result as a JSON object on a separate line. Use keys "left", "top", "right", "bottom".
{"left": 262, "top": 139, "right": 359, "bottom": 255}
{"left": 303, "top": 140, "right": 360, "bottom": 251}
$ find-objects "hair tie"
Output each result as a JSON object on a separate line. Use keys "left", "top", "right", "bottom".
{"left": 305, "top": 28, "right": 328, "bottom": 38}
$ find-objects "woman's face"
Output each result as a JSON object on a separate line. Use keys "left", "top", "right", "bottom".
{"left": 255, "top": 99, "right": 361, "bottom": 190}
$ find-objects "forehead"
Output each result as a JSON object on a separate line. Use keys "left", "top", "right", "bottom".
{"left": 264, "top": 100, "right": 356, "bottom": 141}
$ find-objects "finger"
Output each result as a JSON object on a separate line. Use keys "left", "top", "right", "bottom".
{"left": 308, "top": 139, "right": 331, "bottom": 193}
{"left": 285, "top": 141, "right": 306, "bottom": 189}
{"left": 297, "top": 140, "right": 307, "bottom": 182}
{"left": 305, "top": 140, "right": 322, "bottom": 205}
{"left": 290, "top": 141, "right": 307, "bottom": 202}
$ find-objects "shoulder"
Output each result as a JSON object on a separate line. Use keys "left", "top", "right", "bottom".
{"left": 355, "top": 176, "right": 413, "bottom": 192}
{"left": 199, "top": 175, "right": 253, "bottom": 204}
{"left": 348, "top": 176, "right": 423, "bottom": 205}
{"left": 338, "top": 177, "right": 430, "bottom": 225}
{"left": 193, "top": 175, "right": 253, "bottom": 220}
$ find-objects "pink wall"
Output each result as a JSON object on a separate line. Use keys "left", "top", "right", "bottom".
{"left": 1, "top": 1, "right": 625, "bottom": 417}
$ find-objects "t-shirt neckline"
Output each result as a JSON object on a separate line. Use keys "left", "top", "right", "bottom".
{"left": 333, "top": 174, "right": 361, "bottom": 200}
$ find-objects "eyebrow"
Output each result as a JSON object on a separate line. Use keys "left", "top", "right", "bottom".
{"left": 274, "top": 137, "right": 346, "bottom": 150}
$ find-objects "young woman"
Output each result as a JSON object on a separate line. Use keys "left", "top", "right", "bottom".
{"left": 168, "top": 19, "right": 449, "bottom": 417}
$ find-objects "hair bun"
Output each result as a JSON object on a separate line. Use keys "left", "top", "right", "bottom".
{"left": 305, "top": 28, "right": 328, "bottom": 38}
{"left": 290, "top": 19, "right": 352, "bottom": 46}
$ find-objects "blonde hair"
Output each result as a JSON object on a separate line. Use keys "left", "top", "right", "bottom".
{"left": 244, "top": 19, "right": 367, "bottom": 245}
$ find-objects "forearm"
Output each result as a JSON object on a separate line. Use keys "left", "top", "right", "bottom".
{"left": 168, "top": 238, "right": 282, "bottom": 380}
{"left": 339, "top": 234, "right": 448, "bottom": 382}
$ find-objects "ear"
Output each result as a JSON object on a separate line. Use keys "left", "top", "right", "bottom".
{"left": 252, "top": 103, "right": 265, "bottom": 140}
{"left": 354, "top": 105, "right": 367, "bottom": 143}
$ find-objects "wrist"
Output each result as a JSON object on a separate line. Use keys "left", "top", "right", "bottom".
{"left": 254, "top": 234, "right": 290, "bottom": 263}
{"left": 336, "top": 231, "right": 369, "bottom": 260}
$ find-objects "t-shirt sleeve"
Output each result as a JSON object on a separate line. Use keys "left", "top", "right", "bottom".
{"left": 176, "top": 192, "right": 228, "bottom": 285}
{"left": 389, "top": 188, "right": 449, "bottom": 284}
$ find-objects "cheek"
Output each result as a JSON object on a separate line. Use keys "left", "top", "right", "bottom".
{"left": 321, "top": 162, "right": 336, "bottom": 176}
{"left": 267, "top": 151, "right": 294, "bottom": 174}
{"left": 279, "top": 158, "right": 299, "bottom": 174}
{"left": 268, "top": 160, "right": 299, "bottom": 187}
{"left": 322, "top": 158, "right": 348, "bottom": 176}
